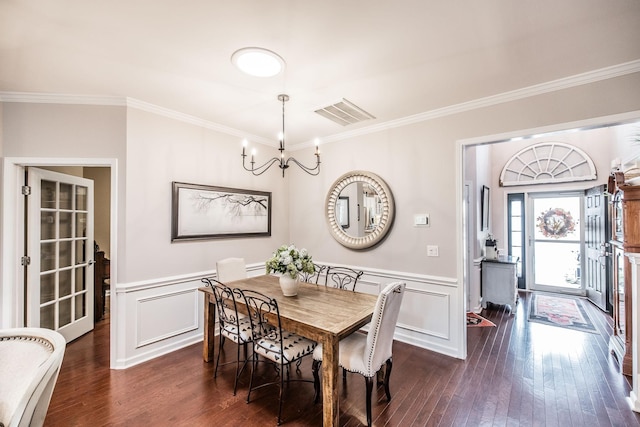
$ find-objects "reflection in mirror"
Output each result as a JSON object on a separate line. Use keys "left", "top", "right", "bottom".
{"left": 337, "top": 183, "right": 383, "bottom": 237}
{"left": 337, "top": 196, "right": 350, "bottom": 229}
{"left": 326, "top": 171, "right": 394, "bottom": 250}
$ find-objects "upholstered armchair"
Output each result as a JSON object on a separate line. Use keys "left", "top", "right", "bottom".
{"left": 0, "top": 328, "right": 66, "bottom": 427}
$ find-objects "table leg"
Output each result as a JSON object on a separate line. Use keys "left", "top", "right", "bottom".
{"left": 322, "top": 336, "right": 339, "bottom": 426}
{"left": 202, "top": 294, "right": 215, "bottom": 362}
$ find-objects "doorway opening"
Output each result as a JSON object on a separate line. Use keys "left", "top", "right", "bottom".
{"left": 457, "top": 110, "right": 640, "bottom": 359}
{"left": 2, "top": 157, "right": 117, "bottom": 368}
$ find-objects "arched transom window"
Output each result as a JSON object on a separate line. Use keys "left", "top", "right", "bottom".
{"left": 500, "top": 142, "right": 597, "bottom": 187}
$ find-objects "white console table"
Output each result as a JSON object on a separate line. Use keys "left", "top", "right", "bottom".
{"left": 481, "top": 256, "right": 518, "bottom": 312}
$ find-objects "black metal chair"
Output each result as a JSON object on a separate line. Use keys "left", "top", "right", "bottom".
{"left": 239, "top": 289, "right": 317, "bottom": 425}
{"left": 201, "top": 278, "right": 252, "bottom": 395}
{"left": 299, "top": 263, "right": 326, "bottom": 284}
{"left": 324, "top": 266, "right": 364, "bottom": 291}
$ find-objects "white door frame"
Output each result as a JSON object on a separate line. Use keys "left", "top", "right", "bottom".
{"left": 2, "top": 157, "right": 118, "bottom": 368}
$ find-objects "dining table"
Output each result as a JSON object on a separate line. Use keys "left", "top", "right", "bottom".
{"left": 198, "top": 274, "right": 378, "bottom": 426}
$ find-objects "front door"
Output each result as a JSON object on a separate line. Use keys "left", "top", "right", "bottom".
{"left": 529, "top": 192, "right": 583, "bottom": 295}
{"left": 584, "top": 184, "right": 609, "bottom": 311}
{"left": 26, "top": 168, "right": 95, "bottom": 342}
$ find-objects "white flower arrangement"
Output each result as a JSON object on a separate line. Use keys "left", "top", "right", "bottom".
{"left": 265, "top": 244, "right": 315, "bottom": 279}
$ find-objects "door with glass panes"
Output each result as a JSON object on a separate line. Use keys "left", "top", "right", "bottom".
{"left": 529, "top": 192, "right": 583, "bottom": 294}
{"left": 26, "top": 168, "right": 94, "bottom": 342}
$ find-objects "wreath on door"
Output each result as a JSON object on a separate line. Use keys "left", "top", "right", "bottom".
{"left": 536, "top": 207, "right": 576, "bottom": 239}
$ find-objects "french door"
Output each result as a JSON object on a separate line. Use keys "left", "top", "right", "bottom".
{"left": 529, "top": 192, "right": 584, "bottom": 295}
{"left": 26, "top": 167, "right": 95, "bottom": 342}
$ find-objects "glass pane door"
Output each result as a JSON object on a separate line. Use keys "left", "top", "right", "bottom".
{"left": 530, "top": 193, "right": 583, "bottom": 294}
{"left": 27, "top": 167, "right": 94, "bottom": 342}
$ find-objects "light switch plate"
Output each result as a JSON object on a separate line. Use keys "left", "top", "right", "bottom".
{"left": 427, "top": 245, "right": 439, "bottom": 257}
{"left": 414, "top": 214, "right": 430, "bottom": 227}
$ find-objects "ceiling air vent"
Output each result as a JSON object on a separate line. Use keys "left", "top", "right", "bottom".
{"left": 314, "top": 99, "right": 375, "bottom": 126}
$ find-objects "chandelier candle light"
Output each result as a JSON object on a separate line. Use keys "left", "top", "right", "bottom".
{"left": 241, "top": 94, "right": 321, "bottom": 177}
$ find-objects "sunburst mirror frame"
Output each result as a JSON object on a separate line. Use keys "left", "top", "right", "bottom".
{"left": 325, "top": 170, "right": 395, "bottom": 250}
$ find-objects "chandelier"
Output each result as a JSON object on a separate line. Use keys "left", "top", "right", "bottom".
{"left": 241, "top": 94, "right": 321, "bottom": 178}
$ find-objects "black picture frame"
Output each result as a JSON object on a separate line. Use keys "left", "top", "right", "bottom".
{"left": 171, "top": 182, "right": 271, "bottom": 241}
{"left": 481, "top": 185, "right": 490, "bottom": 231}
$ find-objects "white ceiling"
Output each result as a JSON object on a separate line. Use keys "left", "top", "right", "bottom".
{"left": 1, "top": 1, "right": 640, "bottom": 147}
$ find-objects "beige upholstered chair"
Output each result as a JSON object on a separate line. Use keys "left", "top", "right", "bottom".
{"left": 312, "top": 281, "right": 406, "bottom": 427}
{"left": 240, "top": 289, "right": 317, "bottom": 425}
{"left": 216, "top": 257, "right": 247, "bottom": 283}
{"left": 201, "top": 278, "right": 252, "bottom": 395}
{"left": 0, "top": 328, "right": 66, "bottom": 427}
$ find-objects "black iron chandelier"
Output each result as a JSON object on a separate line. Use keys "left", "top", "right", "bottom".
{"left": 241, "top": 94, "right": 320, "bottom": 178}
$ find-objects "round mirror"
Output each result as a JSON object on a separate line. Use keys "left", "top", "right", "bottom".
{"left": 326, "top": 171, "right": 395, "bottom": 250}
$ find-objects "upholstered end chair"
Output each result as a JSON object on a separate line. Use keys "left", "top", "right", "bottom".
{"left": 0, "top": 328, "right": 66, "bottom": 427}
{"left": 216, "top": 257, "right": 247, "bottom": 283}
{"left": 312, "top": 281, "right": 406, "bottom": 427}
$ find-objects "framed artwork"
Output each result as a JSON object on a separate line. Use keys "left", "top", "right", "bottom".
{"left": 171, "top": 182, "right": 271, "bottom": 241}
{"left": 481, "top": 185, "right": 490, "bottom": 231}
{"left": 337, "top": 196, "right": 350, "bottom": 229}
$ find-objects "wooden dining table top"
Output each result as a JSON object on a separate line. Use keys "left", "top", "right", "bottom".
{"left": 198, "top": 274, "right": 378, "bottom": 342}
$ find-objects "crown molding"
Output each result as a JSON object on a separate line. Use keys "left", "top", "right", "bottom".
{"left": 0, "top": 92, "right": 126, "bottom": 106}
{"left": 289, "top": 59, "right": 640, "bottom": 150}
{"left": 2, "top": 59, "right": 639, "bottom": 151}
{"left": 124, "top": 98, "right": 272, "bottom": 145}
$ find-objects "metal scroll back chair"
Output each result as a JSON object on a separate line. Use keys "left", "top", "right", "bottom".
{"left": 312, "top": 281, "right": 406, "bottom": 427}
{"left": 201, "top": 278, "right": 252, "bottom": 395}
{"left": 299, "top": 263, "right": 326, "bottom": 284}
{"left": 324, "top": 266, "right": 364, "bottom": 291}
{"left": 240, "top": 289, "right": 317, "bottom": 425}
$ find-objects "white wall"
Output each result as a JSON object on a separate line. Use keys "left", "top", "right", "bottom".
{"left": 290, "top": 72, "right": 640, "bottom": 358}
{"left": 116, "top": 108, "right": 289, "bottom": 367}
{"left": 2, "top": 71, "right": 640, "bottom": 365}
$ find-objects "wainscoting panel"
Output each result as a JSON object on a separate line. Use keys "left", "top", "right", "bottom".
{"left": 114, "top": 271, "right": 213, "bottom": 369}
{"left": 397, "top": 286, "right": 450, "bottom": 339}
{"left": 136, "top": 289, "right": 199, "bottom": 348}
{"left": 114, "top": 263, "right": 463, "bottom": 368}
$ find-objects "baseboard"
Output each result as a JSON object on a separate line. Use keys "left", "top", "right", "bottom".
{"left": 113, "top": 333, "right": 202, "bottom": 370}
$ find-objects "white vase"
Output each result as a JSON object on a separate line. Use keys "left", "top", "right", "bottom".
{"left": 279, "top": 274, "right": 300, "bottom": 297}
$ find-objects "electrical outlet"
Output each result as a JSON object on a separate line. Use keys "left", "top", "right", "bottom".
{"left": 427, "top": 245, "right": 439, "bottom": 257}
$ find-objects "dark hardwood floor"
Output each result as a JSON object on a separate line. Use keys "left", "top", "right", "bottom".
{"left": 45, "top": 292, "right": 640, "bottom": 426}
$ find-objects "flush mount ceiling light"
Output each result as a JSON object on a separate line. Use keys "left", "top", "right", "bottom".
{"left": 231, "top": 47, "right": 285, "bottom": 77}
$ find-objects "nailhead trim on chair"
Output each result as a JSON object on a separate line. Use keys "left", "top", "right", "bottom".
{"left": 0, "top": 336, "right": 54, "bottom": 353}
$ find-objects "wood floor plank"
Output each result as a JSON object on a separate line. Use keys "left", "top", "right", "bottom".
{"left": 44, "top": 292, "right": 640, "bottom": 426}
